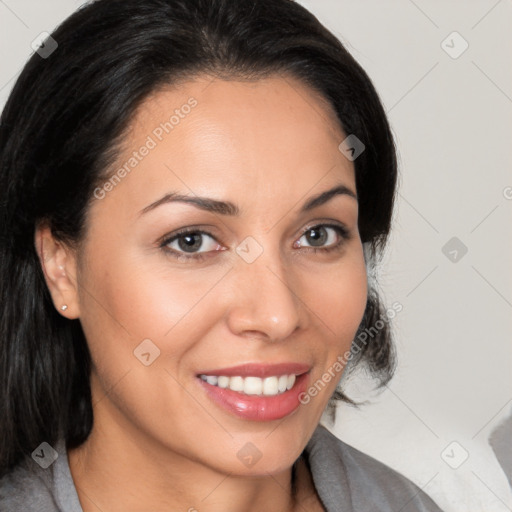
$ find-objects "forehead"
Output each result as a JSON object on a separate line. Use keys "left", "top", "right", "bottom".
{"left": 91, "top": 74, "right": 354, "bottom": 221}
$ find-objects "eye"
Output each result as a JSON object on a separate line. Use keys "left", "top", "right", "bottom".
{"left": 295, "top": 224, "right": 348, "bottom": 250}
{"left": 160, "top": 223, "right": 350, "bottom": 262}
{"left": 162, "top": 230, "right": 223, "bottom": 257}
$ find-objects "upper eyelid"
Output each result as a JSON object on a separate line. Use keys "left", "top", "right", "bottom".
{"left": 300, "top": 221, "right": 349, "bottom": 235}
{"left": 161, "top": 229, "right": 216, "bottom": 245}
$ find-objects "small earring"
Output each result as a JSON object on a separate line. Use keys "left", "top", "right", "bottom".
{"left": 60, "top": 304, "right": 68, "bottom": 311}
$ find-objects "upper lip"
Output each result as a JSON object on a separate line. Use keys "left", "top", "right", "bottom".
{"left": 197, "top": 362, "right": 311, "bottom": 378}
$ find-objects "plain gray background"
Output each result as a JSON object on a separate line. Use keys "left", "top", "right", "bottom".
{"left": 1, "top": 1, "right": 511, "bottom": 511}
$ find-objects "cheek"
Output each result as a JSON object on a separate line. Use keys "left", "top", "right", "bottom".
{"left": 76, "top": 251, "right": 227, "bottom": 433}
{"left": 83, "top": 248, "right": 224, "bottom": 337}
{"left": 76, "top": 245, "right": 231, "bottom": 384}
{"left": 295, "top": 251, "right": 367, "bottom": 413}
{"left": 303, "top": 252, "right": 368, "bottom": 347}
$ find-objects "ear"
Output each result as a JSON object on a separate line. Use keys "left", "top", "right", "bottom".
{"left": 34, "top": 222, "right": 81, "bottom": 319}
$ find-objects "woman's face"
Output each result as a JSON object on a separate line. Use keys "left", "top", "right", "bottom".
{"left": 59, "top": 75, "right": 367, "bottom": 475}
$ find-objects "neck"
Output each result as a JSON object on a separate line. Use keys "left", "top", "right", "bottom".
{"left": 67, "top": 407, "right": 308, "bottom": 512}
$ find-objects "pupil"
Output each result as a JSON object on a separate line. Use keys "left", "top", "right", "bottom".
{"left": 178, "top": 233, "right": 202, "bottom": 252}
{"left": 307, "top": 227, "right": 327, "bottom": 246}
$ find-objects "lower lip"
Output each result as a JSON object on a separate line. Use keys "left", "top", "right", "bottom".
{"left": 197, "top": 373, "right": 309, "bottom": 421}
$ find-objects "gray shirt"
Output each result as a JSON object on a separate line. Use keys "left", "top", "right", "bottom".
{"left": 0, "top": 424, "right": 443, "bottom": 511}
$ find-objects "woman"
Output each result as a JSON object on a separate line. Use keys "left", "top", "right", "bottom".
{"left": 0, "top": 0, "right": 443, "bottom": 510}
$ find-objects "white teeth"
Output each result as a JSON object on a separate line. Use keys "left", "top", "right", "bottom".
{"left": 263, "top": 376, "right": 279, "bottom": 396}
{"left": 200, "top": 374, "right": 298, "bottom": 396}
{"left": 244, "top": 376, "right": 263, "bottom": 395}
{"left": 229, "top": 376, "right": 244, "bottom": 392}
{"left": 217, "top": 376, "right": 229, "bottom": 388}
{"left": 205, "top": 375, "right": 218, "bottom": 386}
{"left": 278, "top": 374, "right": 288, "bottom": 393}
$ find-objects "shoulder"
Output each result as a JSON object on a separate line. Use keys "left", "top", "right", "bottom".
{"left": 0, "top": 439, "right": 80, "bottom": 512}
{"left": 305, "top": 424, "right": 444, "bottom": 512}
{"left": 0, "top": 458, "right": 58, "bottom": 511}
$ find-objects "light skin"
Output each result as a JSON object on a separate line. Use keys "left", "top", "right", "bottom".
{"left": 35, "top": 74, "right": 368, "bottom": 512}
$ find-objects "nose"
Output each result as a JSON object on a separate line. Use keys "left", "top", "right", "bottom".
{"left": 225, "top": 255, "right": 303, "bottom": 342}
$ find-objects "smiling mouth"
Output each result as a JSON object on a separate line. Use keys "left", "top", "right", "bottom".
{"left": 196, "top": 363, "right": 311, "bottom": 421}
{"left": 199, "top": 373, "right": 297, "bottom": 396}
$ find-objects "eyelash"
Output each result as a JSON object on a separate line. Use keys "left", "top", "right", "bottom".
{"left": 159, "top": 223, "right": 351, "bottom": 262}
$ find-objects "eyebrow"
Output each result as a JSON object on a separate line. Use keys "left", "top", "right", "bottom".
{"left": 138, "top": 183, "right": 357, "bottom": 217}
